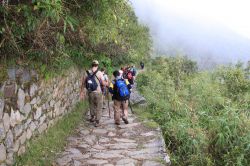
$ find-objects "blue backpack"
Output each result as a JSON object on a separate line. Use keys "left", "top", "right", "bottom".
{"left": 85, "top": 70, "right": 99, "bottom": 92}
{"left": 115, "top": 79, "right": 130, "bottom": 100}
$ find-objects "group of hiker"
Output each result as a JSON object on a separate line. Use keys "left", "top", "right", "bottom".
{"left": 80, "top": 60, "right": 140, "bottom": 127}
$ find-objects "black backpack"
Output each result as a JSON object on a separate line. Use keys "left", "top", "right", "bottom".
{"left": 85, "top": 70, "right": 99, "bottom": 92}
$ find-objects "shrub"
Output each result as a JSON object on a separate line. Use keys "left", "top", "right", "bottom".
{"left": 137, "top": 56, "right": 250, "bottom": 166}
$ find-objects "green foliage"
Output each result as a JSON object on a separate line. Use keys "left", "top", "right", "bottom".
{"left": 137, "top": 56, "right": 250, "bottom": 166}
{"left": 214, "top": 65, "right": 250, "bottom": 100}
{"left": 0, "top": 0, "right": 151, "bottom": 77}
{"left": 15, "top": 101, "right": 88, "bottom": 166}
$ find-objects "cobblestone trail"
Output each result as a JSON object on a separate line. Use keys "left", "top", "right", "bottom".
{"left": 55, "top": 104, "right": 170, "bottom": 166}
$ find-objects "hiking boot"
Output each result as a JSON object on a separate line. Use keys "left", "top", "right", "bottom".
{"left": 115, "top": 122, "right": 120, "bottom": 125}
{"left": 122, "top": 117, "right": 129, "bottom": 124}
{"left": 95, "top": 121, "right": 101, "bottom": 127}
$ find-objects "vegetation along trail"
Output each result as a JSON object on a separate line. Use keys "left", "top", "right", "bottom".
{"left": 0, "top": 0, "right": 250, "bottom": 166}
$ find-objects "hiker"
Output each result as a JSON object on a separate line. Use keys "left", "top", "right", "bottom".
{"left": 80, "top": 60, "right": 106, "bottom": 127}
{"left": 100, "top": 68, "right": 109, "bottom": 109}
{"left": 130, "top": 65, "right": 137, "bottom": 79}
{"left": 119, "top": 68, "right": 124, "bottom": 78}
{"left": 140, "top": 61, "right": 144, "bottom": 70}
{"left": 109, "top": 70, "right": 132, "bottom": 125}
{"left": 123, "top": 66, "right": 134, "bottom": 85}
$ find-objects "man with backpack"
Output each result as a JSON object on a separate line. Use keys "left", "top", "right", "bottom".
{"left": 80, "top": 60, "right": 106, "bottom": 127}
{"left": 109, "top": 70, "right": 132, "bottom": 125}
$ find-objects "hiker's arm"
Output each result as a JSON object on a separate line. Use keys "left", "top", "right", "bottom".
{"left": 104, "top": 75, "right": 109, "bottom": 87}
{"left": 108, "top": 82, "right": 114, "bottom": 94}
{"left": 125, "top": 79, "right": 132, "bottom": 90}
{"left": 97, "top": 71, "right": 107, "bottom": 87}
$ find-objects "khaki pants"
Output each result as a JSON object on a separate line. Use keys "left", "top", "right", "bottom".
{"left": 113, "top": 100, "right": 128, "bottom": 124}
{"left": 88, "top": 92, "right": 103, "bottom": 122}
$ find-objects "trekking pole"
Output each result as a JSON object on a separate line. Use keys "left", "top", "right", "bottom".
{"left": 128, "top": 99, "right": 134, "bottom": 114}
{"left": 107, "top": 92, "right": 111, "bottom": 118}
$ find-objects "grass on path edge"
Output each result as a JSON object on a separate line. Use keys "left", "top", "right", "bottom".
{"left": 15, "top": 101, "right": 88, "bottom": 166}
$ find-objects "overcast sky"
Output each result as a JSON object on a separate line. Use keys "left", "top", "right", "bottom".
{"left": 131, "top": 0, "right": 250, "bottom": 39}
{"left": 130, "top": 0, "right": 250, "bottom": 66}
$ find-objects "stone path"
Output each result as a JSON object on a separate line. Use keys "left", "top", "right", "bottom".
{"left": 55, "top": 104, "right": 170, "bottom": 166}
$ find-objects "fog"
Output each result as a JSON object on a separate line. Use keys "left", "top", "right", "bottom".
{"left": 130, "top": 0, "right": 250, "bottom": 68}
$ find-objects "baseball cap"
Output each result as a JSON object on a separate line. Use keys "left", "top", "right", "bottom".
{"left": 92, "top": 60, "right": 99, "bottom": 65}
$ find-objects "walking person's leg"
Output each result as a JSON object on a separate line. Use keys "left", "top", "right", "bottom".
{"left": 88, "top": 93, "right": 95, "bottom": 122}
{"left": 113, "top": 100, "right": 121, "bottom": 125}
{"left": 93, "top": 93, "right": 103, "bottom": 127}
{"left": 121, "top": 100, "right": 129, "bottom": 124}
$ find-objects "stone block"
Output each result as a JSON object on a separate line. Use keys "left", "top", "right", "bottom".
{"left": 12, "top": 140, "right": 20, "bottom": 153}
{"left": 29, "top": 122, "right": 37, "bottom": 132}
{"left": 7, "top": 68, "right": 16, "bottom": 81}
{"left": 6, "top": 151, "right": 14, "bottom": 165}
{"left": 3, "top": 113, "right": 10, "bottom": 132}
{"left": 39, "top": 115, "right": 46, "bottom": 125}
{"left": 26, "top": 129, "right": 32, "bottom": 140}
{"left": 50, "top": 100, "right": 55, "bottom": 107}
{"left": 0, "top": 123, "right": 5, "bottom": 141}
{"left": 29, "top": 83, "right": 38, "bottom": 97}
{"left": 38, "top": 123, "right": 47, "bottom": 134}
{"left": 36, "top": 96, "right": 41, "bottom": 105}
{"left": 5, "top": 130, "right": 13, "bottom": 149}
{"left": 21, "top": 103, "right": 31, "bottom": 116}
{"left": 0, "top": 144, "right": 7, "bottom": 162}
{"left": 30, "top": 97, "right": 37, "bottom": 105}
{"left": 19, "top": 131, "right": 27, "bottom": 145}
{"left": 17, "top": 89, "right": 25, "bottom": 110}
{"left": 10, "top": 109, "right": 23, "bottom": 127}
{"left": 47, "top": 111, "right": 53, "bottom": 119}
{"left": 4, "top": 83, "right": 17, "bottom": 98}
{"left": 53, "top": 88, "right": 59, "bottom": 99}
{"left": 17, "top": 145, "right": 25, "bottom": 156}
{"left": 87, "top": 159, "right": 108, "bottom": 165}
{"left": 42, "top": 104, "right": 46, "bottom": 111}
{"left": 23, "top": 118, "right": 31, "bottom": 130}
{"left": 20, "top": 68, "right": 31, "bottom": 84}
{"left": 13, "top": 124, "right": 23, "bottom": 138}
{"left": 34, "top": 107, "right": 42, "bottom": 120}
{"left": 45, "top": 102, "right": 50, "bottom": 110}
{"left": 0, "top": 98, "right": 4, "bottom": 118}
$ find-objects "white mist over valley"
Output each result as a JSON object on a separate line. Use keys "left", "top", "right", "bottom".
{"left": 130, "top": 0, "right": 250, "bottom": 68}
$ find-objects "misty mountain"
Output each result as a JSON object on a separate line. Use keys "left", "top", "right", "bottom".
{"left": 131, "top": 1, "right": 250, "bottom": 69}
{"left": 152, "top": 15, "right": 250, "bottom": 68}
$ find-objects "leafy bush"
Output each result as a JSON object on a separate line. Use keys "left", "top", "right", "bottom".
{"left": 0, "top": 0, "right": 151, "bottom": 79}
{"left": 137, "top": 56, "right": 250, "bottom": 166}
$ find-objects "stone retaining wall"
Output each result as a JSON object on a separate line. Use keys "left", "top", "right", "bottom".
{"left": 0, "top": 67, "right": 82, "bottom": 165}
